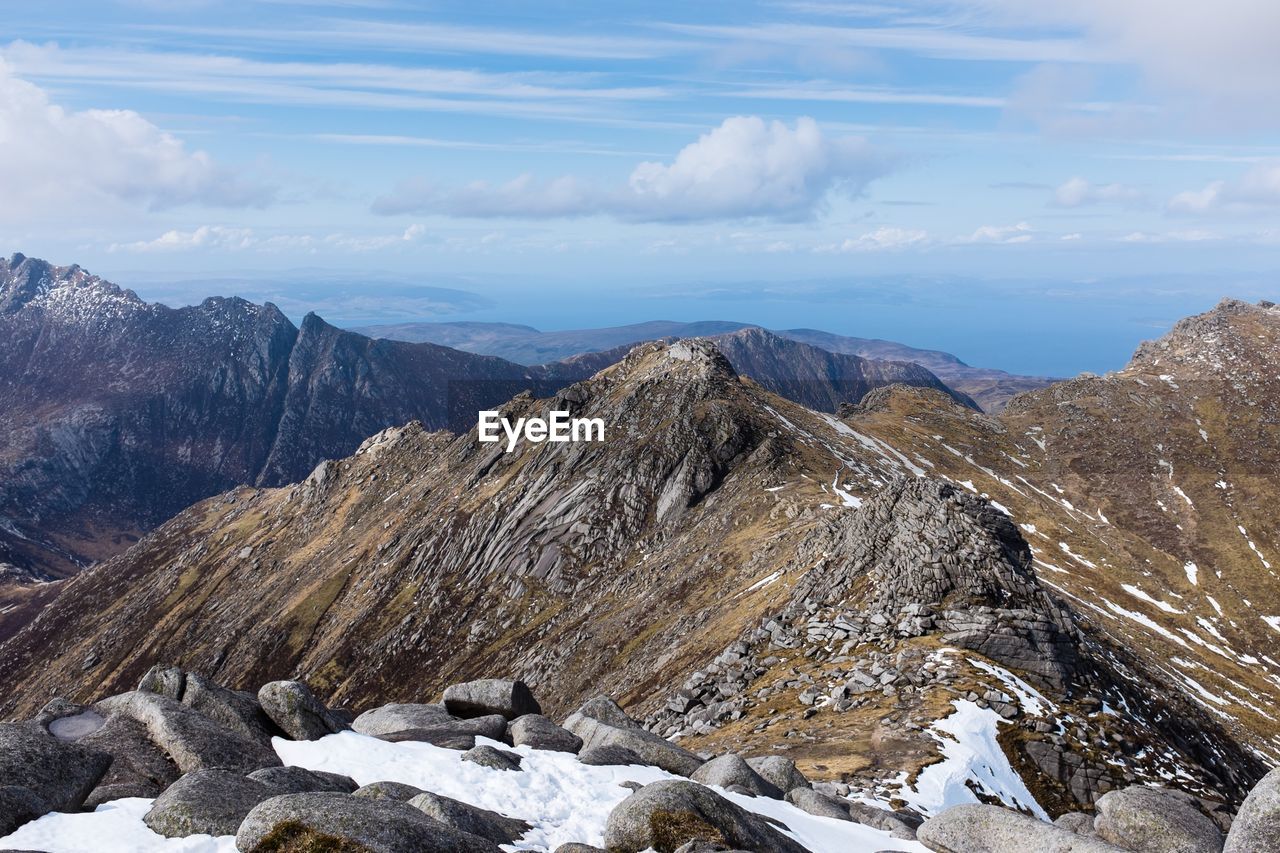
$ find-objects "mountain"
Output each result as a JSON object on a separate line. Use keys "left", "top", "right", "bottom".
{"left": 355, "top": 319, "right": 1053, "bottom": 411}
{"left": 0, "top": 255, "right": 972, "bottom": 595}
{"left": 0, "top": 253, "right": 572, "bottom": 592}
{"left": 3, "top": 303, "right": 1276, "bottom": 820}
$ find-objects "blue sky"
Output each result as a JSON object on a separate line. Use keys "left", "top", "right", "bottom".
{"left": 2, "top": 0, "right": 1279, "bottom": 374}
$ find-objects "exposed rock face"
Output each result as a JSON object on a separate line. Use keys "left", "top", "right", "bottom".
{"left": 786, "top": 478, "right": 1081, "bottom": 691}
{"left": 917, "top": 803, "right": 1128, "bottom": 852}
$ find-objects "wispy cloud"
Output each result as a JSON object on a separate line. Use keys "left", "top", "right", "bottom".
{"left": 1052, "top": 177, "right": 1146, "bottom": 208}
{"left": 960, "top": 222, "right": 1034, "bottom": 244}
{"left": 372, "top": 116, "right": 893, "bottom": 223}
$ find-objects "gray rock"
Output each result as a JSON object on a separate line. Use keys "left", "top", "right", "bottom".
{"left": 0, "top": 787, "right": 47, "bottom": 837}
{"left": 603, "top": 780, "right": 807, "bottom": 853}
{"left": 409, "top": 791, "right": 531, "bottom": 844}
{"left": 845, "top": 802, "right": 920, "bottom": 839}
{"left": 144, "top": 769, "right": 278, "bottom": 838}
{"left": 443, "top": 679, "right": 541, "bottom": 721}
{"left": 691, "top": 755, "right": 782, "bottom": 799}
{"left": 139, "top": 664, "right": 186, "bottom": 700}
{"left": 353, "top": 781, "right": 426, "bottom": 802}
{"left": 248, "top": 766, "right": 358, "bottom": 794}
{"left": 554, "top": 845, "right": 607, "bottom": 853}
{"left": 745, "top": 757, "right": 810, "bottom": 794}
{"left": 570, "top": 717, "right": 703, "bottom": 777}
{"left": 96, "top": 691, "right": 280, "bottom": 774}
{"left": 1226, "top": 767, "right": 1280, "bottom": 853}
{"left": 1056, "top": 812, "right": 1099, "bottom": 836}
{"left": 564, "top": 696, "right": 641, "bottom": 731}
{"left": 918, "top": 804, "right": 1128, "bottom": 852}
{"left": 182, "top": 674, "right": 281, "bottom": 745}
{"left": 79, "top": 712, "right": 181, "bottom": 807}
{"left": 377, "top": 729, "right": 477, "bottom": 750}
{"left": 1094, "top": 786, "right": 1224, "bottom": 853}
{"left": 0, "top": 723, "right": 113, "bottom": 812}
{"left": 258, "top": 680, "right": 348, "bottom": 741}
{"left": 784, "top": 788, "right": 849, "bottom": 820}
{"left": 510, "top": 714, "right": 582, "bottom": 754}
{"left": 461, "top": 745, "right": 523, "bottom": 771}
{"left": 236, "top": 791, "right": 503, "bottom": 852}
{"left": 579, "top": 745, "right": 646, "bottom": 767}
{"left": 352, "top": 703, "right": 452, "bottom": 735}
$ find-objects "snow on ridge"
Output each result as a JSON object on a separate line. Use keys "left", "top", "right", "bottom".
{"left": 1121, "top": 583, "right": 1183, "bottom": 614}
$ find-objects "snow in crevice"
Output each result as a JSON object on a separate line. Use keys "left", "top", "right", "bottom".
{"left": 894, "top": 700, "right": 1048, "bottom": 822}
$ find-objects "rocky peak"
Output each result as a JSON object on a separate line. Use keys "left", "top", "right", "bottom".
{"left": 0, "top": 253, "right": 143, "bottom": 320}
{"left": 1126, "top": 297, "right": 1280, "bottom": 380}
{"left": 785, "top": 479, "right": 1080, "bottom": 691}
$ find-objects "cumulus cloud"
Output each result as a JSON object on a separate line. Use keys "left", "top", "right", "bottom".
{"left": 373, "top": 116, "right": 890, "bottom": 222}
{"left": 1167, "top": 163, "right": 1280, "bottom": 215}
{"left": 1052, "top": 176, "right": 1145, "bottom": 208}
{"left": 0, "top": 61, "right": 271, "bottom": 221}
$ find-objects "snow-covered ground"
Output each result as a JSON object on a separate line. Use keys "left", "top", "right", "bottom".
{"left": 895, "top": 700, "right": 1049, "bottom": 821}
{"left": 1, "top": 734, "right": 927, "bottom": 853}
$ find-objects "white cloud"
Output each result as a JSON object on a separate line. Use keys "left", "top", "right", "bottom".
{"left": 1052, "top": 176, "right": 1145, "bottom": 208}
{"left": 1167, "top": 163, "right": 1280, "bottom": 214}
{"left": 961, "top": 222, "right": 1033, "bottom": 244}
{"left": 0, "top": 60, "right": 271, "bottom": 221}
{"left": 823, "top": 226, "right": 930, "bottom": 252}
{"left": 970, "top": 1, "right": 1280, "bottom": 104}
{"left": 373, "top": 116, "right": 889, "bottom": 223}
{"left": 1118, "top": 229, "right": 1218, "bottom": 243}
{"left": 110, "top": 224, "right": 426, "bottom": 254}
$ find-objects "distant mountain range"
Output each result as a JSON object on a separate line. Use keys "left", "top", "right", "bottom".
{"left": 0, "top": 254, "right": 970, "bottom": 592}
{"left": 356, "top": 320, "right": 1055, "bottom": 412}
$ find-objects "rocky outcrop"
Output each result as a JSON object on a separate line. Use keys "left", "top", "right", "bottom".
{"left": 1092, "top": 786, "right": 1224, "bottom": 853}
{"left": 918, "top": 803, "right": 1127, "bottom": 852}
{"left": 1225, "top": 767, "right": 1280, "bottom": 852}
{"left": 0, "top": 724, "right": 112, "bottom": 812}
{"left": 258, "top": 680, "right": 348, "bottom": 741}
{"left": 443, "top": 679, "right": 542, "bottom": 720}
{"left": 235, "top": 792, "right": 503, "bottom": 853}
{"left": 603, "top": 780, "right": 807, "bottom": 853}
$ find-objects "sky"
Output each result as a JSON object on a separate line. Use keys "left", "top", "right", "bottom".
{"left": 2, "top": 0, "right": 1279, "bottom": 375}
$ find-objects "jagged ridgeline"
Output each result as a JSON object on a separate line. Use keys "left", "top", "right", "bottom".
{"left": 3, "top": 300, "right": 1280, "bottom": 825}
{"left": 0, "top": 253, "right": 972, "bottom": 590}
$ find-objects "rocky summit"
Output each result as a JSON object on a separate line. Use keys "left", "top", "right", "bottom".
{"left": 0, "top": 290, "right": 1278, "bottom": 852}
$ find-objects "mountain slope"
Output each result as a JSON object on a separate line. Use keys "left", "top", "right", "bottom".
{"left": 0, "top": 333, "right": 1264, "bottom": 816}
{"left": 356, "top": 319, "right": 1052, "bottom": 411}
